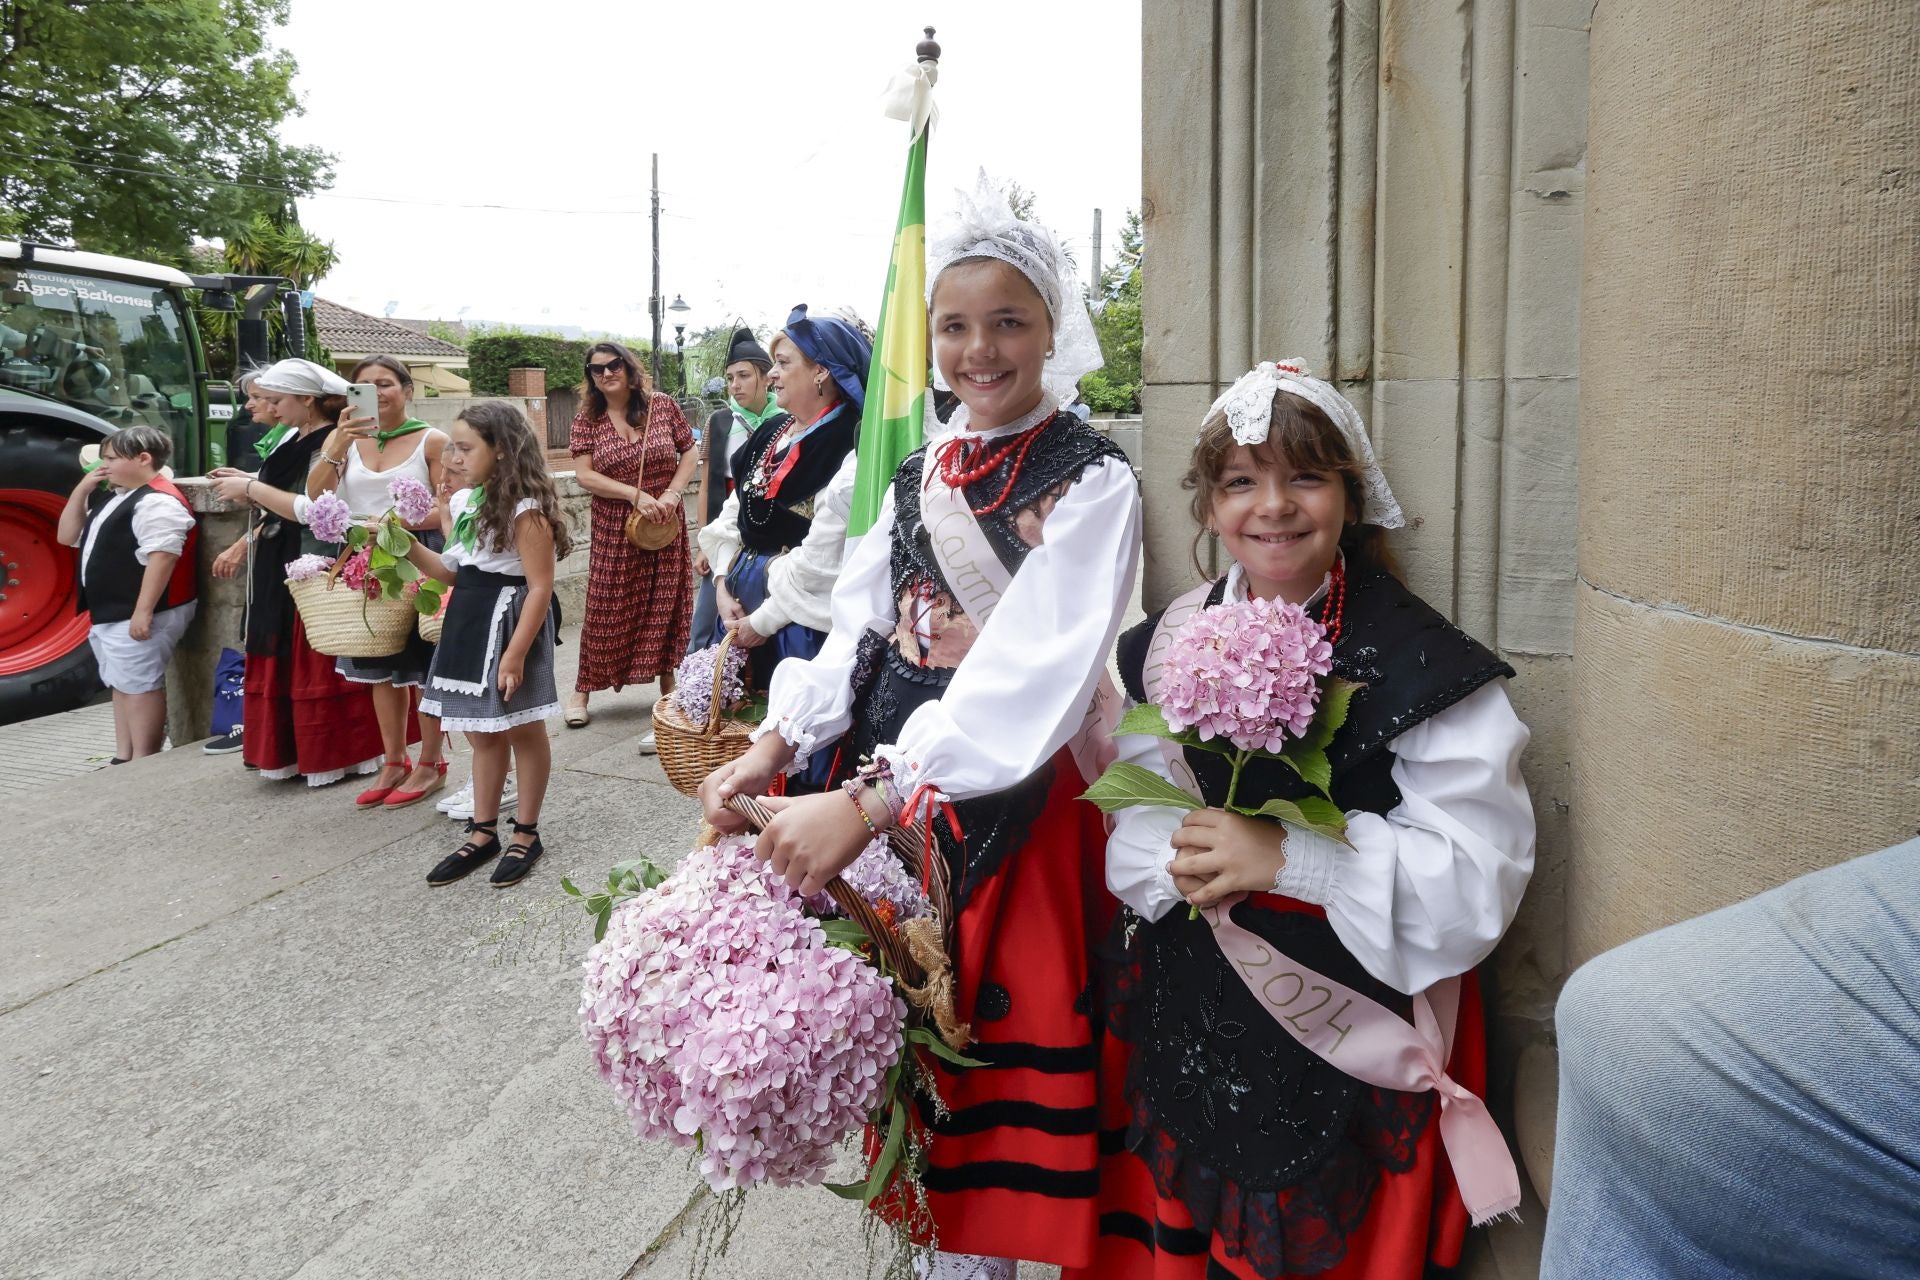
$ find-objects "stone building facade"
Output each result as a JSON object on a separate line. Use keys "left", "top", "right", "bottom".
{"left": 1140, "top": 0, "right": 1917, "bottom": 1259}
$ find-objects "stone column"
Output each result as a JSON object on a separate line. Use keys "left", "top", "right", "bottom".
{"left": 1571, "top": 2, "right": 1920, "bottom": 966}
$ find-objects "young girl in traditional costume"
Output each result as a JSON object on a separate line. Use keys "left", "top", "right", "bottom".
{"left": 699, "top": 181, "right": 1137, "bottom": 1279}
{"left": 406, "top": 402, "right": 571, "bottom": 889}
{"left": 1077, "top": 362, "right": 1536, "bottom": 1280}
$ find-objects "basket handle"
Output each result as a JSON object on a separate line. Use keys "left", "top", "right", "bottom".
{"left": 323, "top": 544, "right": 355, "bottom": 587}
{"left": 705, "top": 630, "right": 735, "bottom": 734}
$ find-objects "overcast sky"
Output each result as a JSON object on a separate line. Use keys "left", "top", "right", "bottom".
{"left": 274, "top": 0, "right": 1141, "bottom": 341}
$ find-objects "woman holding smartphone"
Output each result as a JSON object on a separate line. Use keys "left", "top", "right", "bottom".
{"left": 207, "top": 358, "right": 387, "bottom": 785}
{"left": 306, "top": 354, "right": 454, "bottom": 809}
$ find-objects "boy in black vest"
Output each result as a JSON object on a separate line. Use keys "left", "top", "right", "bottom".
{"left": 56, "top": 426, "right": 199, "bottom": 761}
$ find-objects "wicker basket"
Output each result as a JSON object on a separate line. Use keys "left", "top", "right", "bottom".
{"left": 287, "top": 551, "right": 418, "bottom": 658}
{"left": 653, "top": 632, "right": 755, "bottom": 796}
{"left": 417, "top": 587, "right": 449, "bottom": 643}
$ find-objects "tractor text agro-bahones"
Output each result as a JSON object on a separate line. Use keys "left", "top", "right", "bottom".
{"left": 0, "top": 240, "right": 303, "bottom": 724}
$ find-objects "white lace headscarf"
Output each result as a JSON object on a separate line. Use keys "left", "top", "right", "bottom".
{"left": 926, "top": 171, "right": 1103, "bottom": 406}
{"left": 1207, "top": 359, "right": 1405, "bottom": 528}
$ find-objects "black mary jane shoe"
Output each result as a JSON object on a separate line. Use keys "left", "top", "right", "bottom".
{"left": 427, "top": 818, "right": 501, "bottom": 887}
{"left": 489, "top": 820, "right": 545, "bottom": 888}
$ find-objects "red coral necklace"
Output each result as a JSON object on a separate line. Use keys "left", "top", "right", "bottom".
{"left": 934, "top": 421, "right": 1048, "bottom": 516}
{"left": 1316, "top": 558, "right": 1348, "bottom": 646}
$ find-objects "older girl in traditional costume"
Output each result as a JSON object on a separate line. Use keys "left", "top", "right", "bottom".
{"left": 207, "top": 358, "right": 388, "bottom": 785}
{"left": 700, "top": 182, "right": 1136, "bottom": 1278}
{"left": 1077, "top": 363, "right": 1535, "bottom": 1280}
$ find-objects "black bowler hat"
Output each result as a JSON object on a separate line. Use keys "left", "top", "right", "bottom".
{"left": 725, "top": 326, "right": 771, "bottom": 371}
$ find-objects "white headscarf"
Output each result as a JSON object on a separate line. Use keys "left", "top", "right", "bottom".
{"left": 252, "top": 357, "right": 351, "bottom": 397}
{"left": 1208, "top": 359, "right": 1405, "bottom": 528}
{"left": 926, "top": 171, "right": 1103, "bottom": 406}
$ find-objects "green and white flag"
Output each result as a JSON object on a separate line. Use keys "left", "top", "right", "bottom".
{"left": 850, "top": 60, "right": 937, "bottom": 540}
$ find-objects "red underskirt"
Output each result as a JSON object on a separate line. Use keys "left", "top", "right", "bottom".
{"left": 242, "top": 617, "right": 406, "bottom": 777}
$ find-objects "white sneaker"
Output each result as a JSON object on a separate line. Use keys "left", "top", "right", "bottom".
{"left": 436, "top": 778, "right": 472, "bottom": 815}
{"left": 446, "top": 775, "right": 516, "bottom": 821}
{"left": 637, "top": 732, "right": 657, "bottom": 756}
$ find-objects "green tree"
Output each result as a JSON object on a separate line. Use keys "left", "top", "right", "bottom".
{"left": 1081, "top": 209, "right": 1142, "bottom": 413}
{"left": 195, "top": 213, "right": 338, "bottom": 373}
{"left": 0, "top": 0, "right": 334, "bottom": 264}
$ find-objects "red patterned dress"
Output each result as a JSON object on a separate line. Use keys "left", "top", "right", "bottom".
{"left": 569, "top": 394, "right": 694, "bottom": 692}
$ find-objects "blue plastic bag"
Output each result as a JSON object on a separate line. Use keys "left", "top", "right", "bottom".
{"left": 210, "top": 647, "right": 246, "bottom": 735}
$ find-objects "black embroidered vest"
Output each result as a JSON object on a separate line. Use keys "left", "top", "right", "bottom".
{"left": 1112, "top": 569, "right": 1513, "bottom": 1191}
{"left": 77, "top": 484, "right": 198, "bottom": 625}
{"left": 730, "top": 405, "right": 853, "bottom": 554}
{"left": 840, "top": 413, "right": 1131, "bottom": 906}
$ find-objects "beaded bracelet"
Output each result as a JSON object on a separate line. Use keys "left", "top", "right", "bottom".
{"left": 841, "top": 781, "right": 877, "bottom": 834}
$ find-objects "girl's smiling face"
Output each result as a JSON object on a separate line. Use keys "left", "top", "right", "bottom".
{"left": 446, "top": 419, "right": 496, "bottom": 487}
{"left": 930, "top": 258, "right": 1053, "bottom": 431}
{"left": 1209, "top": 443, "right": 1350, "bottom": 604}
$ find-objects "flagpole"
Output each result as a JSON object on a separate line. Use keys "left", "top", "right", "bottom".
{"left": 848, "top": 29, "right": 941, "bottom": 542}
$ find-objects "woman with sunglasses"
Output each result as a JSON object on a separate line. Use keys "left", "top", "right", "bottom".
{"left": 565, "top": 341, "right": 696, "bottom": 737}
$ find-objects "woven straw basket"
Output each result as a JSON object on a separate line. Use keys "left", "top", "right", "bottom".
{"left": 287, "top": 550, "right": 417, "bottom": 658}
{"left": 417, "top": 588, "right": 449, "bottom": 643}
{"left": 653, "top": 632, "right": 755, "bottom": 796}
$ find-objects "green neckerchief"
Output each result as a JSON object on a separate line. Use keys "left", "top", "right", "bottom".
{"left": 450, "top": 486, "right": 484, "bottom": 551}
{"left": 375, "top": 417, "right": 429, "bottom": 450}
{"left": 729, "top": 394, "right": 783, "bottom": 431}
{"left": 253, "top": 423, "right": 294, "bottom": 459}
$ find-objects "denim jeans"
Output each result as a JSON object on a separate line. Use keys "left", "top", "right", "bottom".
{"left": 688, "top": 571, "right": 718, "bottom": 658}
{"left": 1543, "top": 836, "right": 1920, "bottom": 1279}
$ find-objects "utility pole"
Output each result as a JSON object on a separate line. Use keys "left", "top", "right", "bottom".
{"left": 1089, "top": 208, "right": 1103, "bottom": 302}
{"left": 650, "top": 153, "right": 663, "bottom": 387}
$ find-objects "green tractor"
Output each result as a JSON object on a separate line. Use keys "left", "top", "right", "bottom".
{"left": 0, "top": 239, "right": 303, "bottom": 724}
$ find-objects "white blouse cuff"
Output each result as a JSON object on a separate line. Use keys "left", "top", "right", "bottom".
{"left": 873, "top": 743, "right": 943, "bottom": 811}
{"left": 751, "top": 714, "right": 819, "bottom": 772}
{"left": 1274, "top": 824, "right": 1341, "bottom": 903}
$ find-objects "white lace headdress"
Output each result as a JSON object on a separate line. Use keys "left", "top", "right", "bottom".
{"left": 926, "top": 170, "right": 1103, "bottom": 405}
{"left": 1208, "top": 359, "right": 1405, "bottom": 528}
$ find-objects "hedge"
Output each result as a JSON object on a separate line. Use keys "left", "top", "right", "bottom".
{"left": 465, "top": 330, "right": 682, "bottom": 397}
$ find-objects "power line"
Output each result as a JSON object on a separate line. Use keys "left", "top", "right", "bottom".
{"left": 0, "top": 148, "right": 659, "bottom": 216}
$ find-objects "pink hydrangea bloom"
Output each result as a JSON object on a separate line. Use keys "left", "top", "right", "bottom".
{"left": 1159, "top": 598, "right": 1334, "bottom": 752}
{"left": 671, "top": 642, "right": 749, "bottom": 725}
{"left": 387, "top": 475, "right": 435, "bottom": 526}
{"left": 307, "top": 491, "right": 352, "bottom": 543}
{"left": 337, "top": 548, "right": 371, "bottom": 592}
{"left": 283, "top": 554, "right": 334, "bottom": 582}
{"left": 579, "top": 837, "right": 906, "bottom": 1192}
{"left": 806, "top": 837, "right": 933, "bottom": 922}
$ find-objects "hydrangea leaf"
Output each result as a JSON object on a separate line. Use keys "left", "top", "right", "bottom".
{"left": 1297, "top": 679, "right": 1364, "bottom": 753}
{"left": 1116, "top": 703, "right": 1178, "bottom": 740}
{"left": 862, "top": 1096, "right": 908, "bottom": 1203}
{"left": 412, "top": 591, "right": 439, "bottom": 616}
{"left": 1279, "top": 745, "right": 1333, "bottom": 795}
{"left": 1246, "top": 795, "right": 1351, "bottom": 846}
{"left": 377, "top": 518, "right": 413, "bottom": 557}
{"left": 1081, "top": 762, "right": 1205, "bottom": 814}
{"left": 906, "top": 1026, "right": 986, "bottom": 1068}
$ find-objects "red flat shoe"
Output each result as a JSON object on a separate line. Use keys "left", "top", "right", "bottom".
{"left": 383, "top": 758, "right": 450, "bottom": 809}
{"left": 356, "top": 755, "right": 413, "bottom": 808}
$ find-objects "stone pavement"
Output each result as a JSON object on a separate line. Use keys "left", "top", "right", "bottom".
{"left": 0, "top": 698, "right": 121, "bottom": 786}
{"left": 0, "top": 631, "right": 1061, "bottom": 1280}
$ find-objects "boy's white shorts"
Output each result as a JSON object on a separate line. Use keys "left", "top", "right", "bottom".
{"left": 87, "top": 602, "right": 197, "bottom": 694}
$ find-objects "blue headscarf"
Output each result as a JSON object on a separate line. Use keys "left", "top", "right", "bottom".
{"left": 781, "top": 305, "right": 872, "bottom": 412}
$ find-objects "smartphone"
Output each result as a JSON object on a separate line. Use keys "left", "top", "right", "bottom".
{"left": 346, "top": 382, "right": 379, "bottom": 424}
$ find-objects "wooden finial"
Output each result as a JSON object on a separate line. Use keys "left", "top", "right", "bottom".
{"left": 917, "top": 26, "right": 941, "bottom": 64}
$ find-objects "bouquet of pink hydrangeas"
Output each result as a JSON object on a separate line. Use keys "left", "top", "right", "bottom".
{"left": 308, "top": 478, "right": 447, "bottom": 618}
{"left": 1083, "top": 596, "right": 1360, "bottom": 843}
{"left": 283, "top": 553, "right": 335, "bottom": 582}
{"left": 579, "top": 838, "right": 907, "bottom": 1190}
{"left": 572, "top": 831, "right": 969, "bottom": 1229}
{"left": 670, "top": 640, "right": 752, "bottom": 726}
